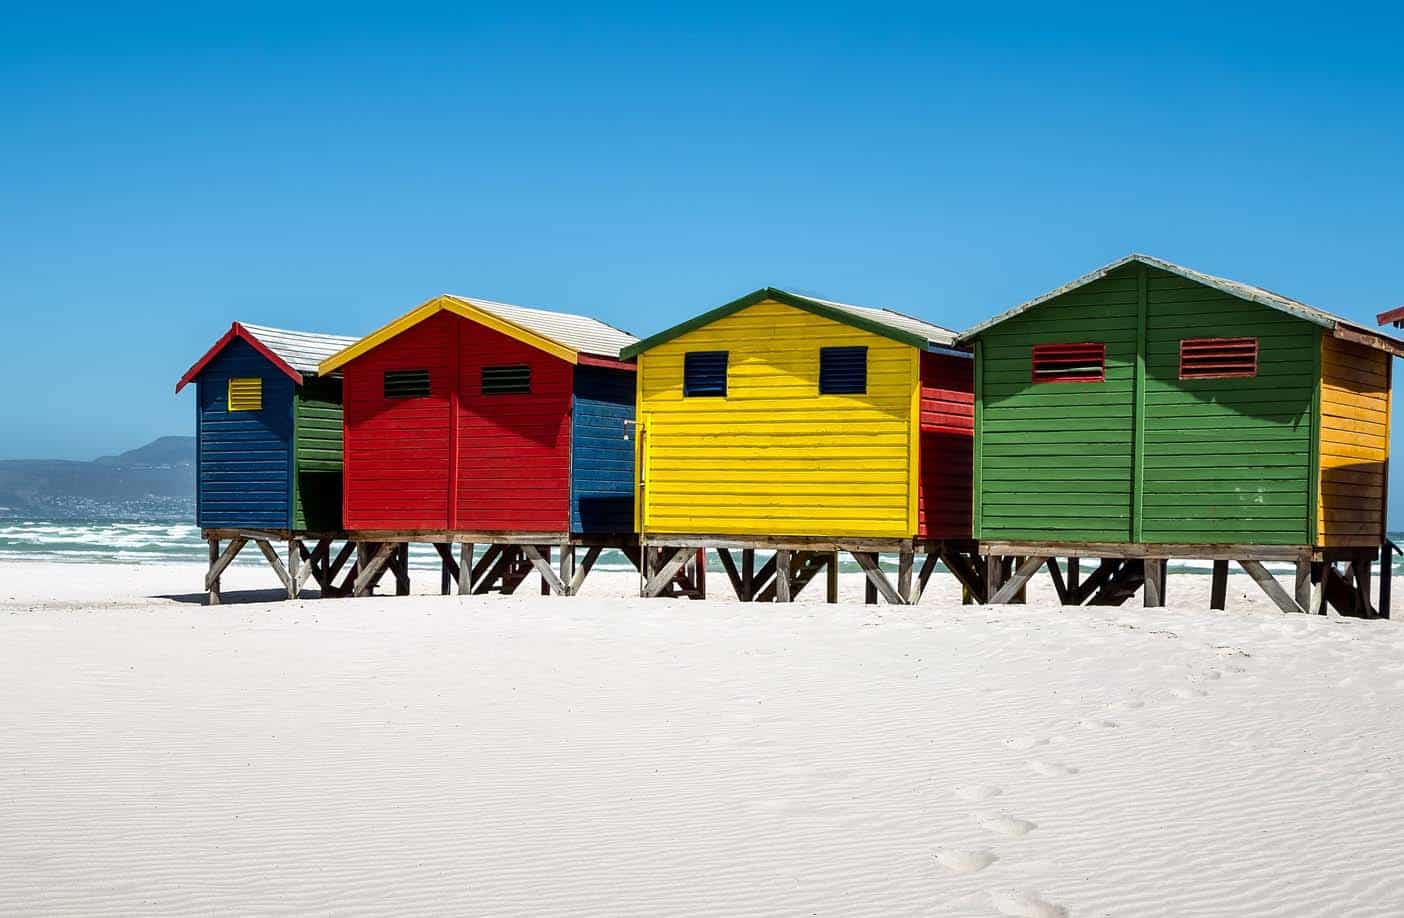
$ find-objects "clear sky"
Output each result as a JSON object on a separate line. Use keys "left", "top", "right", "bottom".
{"left": 3, "top": 4, "right": 1402, "bottom": 475}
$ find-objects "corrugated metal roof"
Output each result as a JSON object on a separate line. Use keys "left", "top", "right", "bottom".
{"left": 956, "top": 254, "right": 1404, "bottom": 351}
{"left": 796, "top": 294, "right": 959, "bottom": 348}
{"left": 240, "top": 324, "right": 362, "bottom": 375}
{"left": 443, "top": 295, "right": 637, "bottom": 359}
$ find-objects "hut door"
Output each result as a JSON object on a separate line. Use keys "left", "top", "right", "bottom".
{"left": 637, "top": 414, "right": 651, "bottom": 530}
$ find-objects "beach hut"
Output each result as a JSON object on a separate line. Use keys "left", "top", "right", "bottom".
{"left": 956, "top": 254, "right": 1400, "bottom": 616}
{"left": 176, "top": 322, "right": 360, "bottom": 603}
{"left": 317, "top": 295, "right": 639, "bottom": 597}
{"left": 620, "top": 287, "right": 978, "bottom": 604}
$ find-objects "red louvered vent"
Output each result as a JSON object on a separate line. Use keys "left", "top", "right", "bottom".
{"left": 1179, "top": 337, "right": 1258, "bottom": 379}
{"left": 1031, "top": 343, "right": 1105, "bottom": 383}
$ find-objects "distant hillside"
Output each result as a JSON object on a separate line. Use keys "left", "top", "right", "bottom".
{"left": 0, "top": 436, "right": 195, "bottom": 510}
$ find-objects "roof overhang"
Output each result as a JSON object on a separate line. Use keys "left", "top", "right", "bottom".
{"left": 620, "top": 286, "right": 933, "bottom": 359}
{"left": 1376, "top": 305, "right": 1404, "bottom": 328}
{"left": 175, "top": 322, "right": 303, "bottom": 394}
{"left": 318, "top": 295, "right": 579, "bottom": 376}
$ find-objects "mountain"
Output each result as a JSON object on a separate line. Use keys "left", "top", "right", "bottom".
{"left": 0, "top": 436, "right": 195, "bottom": 510}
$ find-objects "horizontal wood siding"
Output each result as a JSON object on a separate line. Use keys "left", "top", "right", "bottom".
{"left": 638, "top": 300, "right": 916, "bottom": 538}
{"left": 292, "top": 376, "right": 343, "bottom": 531}
{"left": 342, "top": 311, "right": 455, "bottom": 530}
{"left": 571, "top": 365, "right": 636, "bottom": 534}
{"left": 455, "top": 322, "right": 573, "bottom": 531}
{"left": 918, "top": 351, "right": 973, "bottom": 539}
{"left": 1318, "top": 334, "right": 1390, "bottom": 546}
{"left": 195, "top": 338, "right": 293, "bottom": 529}
{"left": 975, "top": 268, "right": 1138, "bottom": 541}
{"left": 1140, "top": 268, "right": 1314, "bottom": 545}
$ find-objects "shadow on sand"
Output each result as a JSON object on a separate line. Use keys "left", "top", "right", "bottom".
{"left": 154, "top": 588, "right": 326, "bottom": 606}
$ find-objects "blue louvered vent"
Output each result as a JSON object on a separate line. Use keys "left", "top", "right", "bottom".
{"left": 683, "top": 351, "right": 728, "bottom": 397}
{"left": 819, "top": 346, "right": 867, "bottom": 394}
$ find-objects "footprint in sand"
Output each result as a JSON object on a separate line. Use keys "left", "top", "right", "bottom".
{"left": 977, "top": 812, "right": 1037, "bottom": 838}
{"left": 935, "top": 847, "right": 998, "bottom": 873}
{"left": 990, "top": 888, "right": 1068, "bottom": 918}
{"left": 953, "top": 783, "right": 1004, "bottom": 801}
{"left": 1077, "top": 717, "right": 1118, "bottom": 730}
{"left": 1002, "top": 735, "right": 1050, "bottom": 751}
{"left": 1028, "top": 759, "right": 1080, "bottom": 777}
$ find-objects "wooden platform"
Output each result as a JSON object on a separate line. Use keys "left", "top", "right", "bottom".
{"left": 979, "top": 541, "right": 1391, "bottom": 618}
{"left": 202, "top": 529, "right": 354, "bottom": 605}
{"left": 341, "top": 531, "right": 642, "bottom": 598}
{"left": 638, "top": 535, "right": 986, "bottom": 605}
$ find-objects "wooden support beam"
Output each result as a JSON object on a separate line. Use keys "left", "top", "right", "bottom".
{"left": 775, "top": 550, "right": 793, "bottom": 603}
{"left": 499, "top": 549, "right": 533, "bottom": 595}
{"left": 911, "top": 551, "right": 940, "bottom": 605}
{"left": 393, "top": 544, "right": 410, "bottom": 596}
{"left": 432, "top": 543, "right": 460, "bottom": 596}
{"left": 788, "top": 552, "right": 828, "bottom": 600}
{"left": 353, "top": 543, "right": 396, "bottom": 597}
{"left": 854, "top": 551, "right": 904, "bottom": 604}
{"left": 985, "top": 554, "right": 1005, "bottom": 604}
{"left": 1143, "top": 559, "right": 1166, "bottom": 608}
{"left": 570, "top": 546, "right": 603, "bottom": 594}
{"left": 940, "top": 547, "right": 987, "bottom": 604}
{"left": 825, "top": 550, "right": 839, "bottom": 604}
{"left": 750, "top": 554, "right": 777, "bottom": 603}
{"left": 1238, "top": 560, "right": 1305, "bottom": 615}
{"left": 1380, "top": 544, "right": 1393, "bottom": 620}
{"left": 538, "top": 546, "right": 553, "bottom": 596}
{"left": 207, "top": 538, "right": 223, "bottom": 605}
{"left": 298, "top": 539, "right": 329, "bottom": 592}
{"left": 458, "top": 543, "right": 474, "bottom": 596}
{"left": 521, "top": 544, "right": 567, "bottom": 596}
{"left": 470, "top": 545, "right": 504, "bottom": 589}
{"left": 286, "top": 539, "right": 300, "bottom": 599}
{"left": 559, "top": 545, "right": 575, "bottom": 596}
{"left": 474, "top": 546, "right": 518, "bottom": 595}
{"left": 1294, "top": 558, "right": 1313, "bottom": 616}
{"left": 1087, "top": 560, "right": 1144, "bottom": 607}
{"left": 741, "top": 549, "right": 755, "bottom": 602}
{"left": 1044, "top": 557, "right": 1068, "bottom": 605}
{"left": 642, "top": 547, "right": 690, "bottom": 597}
{"left": 1069, "top": 558, "right": 1121, "bottom": 606}
{"left": 1210, "top": 560, "right": 1229, "bottom": 610}
{"left": 205, "top": 537, "right": 247, "bottom": 592}
{"left": 990, "top": 555, "right": 1047, "bottom": 605}
{"left": 1356, "top": 553, "right": 1375, "bottom": 618}
{"left": 1066, "top": 557, "right": 1080, "bottom": 595}
{"left": 254, "top": 539, "right": 293, "bottom": 592}
{"left": 897, "top": 550, "right": 914, "bottom": 604}
{"left": 716, "top": 548, "right": 744, "bottom": 598}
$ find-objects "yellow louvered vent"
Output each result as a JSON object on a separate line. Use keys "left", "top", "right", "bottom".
{"left": 227, "top": 377, "right": 263, "bottom": 412}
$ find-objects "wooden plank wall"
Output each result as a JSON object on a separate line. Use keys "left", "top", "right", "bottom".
{"left": 975, "top": 267, "right": 1139, "bottom": 541}
{"left": 917, "top": 351, "right": 974, "bottom": 539}
{"left": 342, "top": 311, "right": 455, "bottom": 530}
{"left": 1140, "top": 267, "right": 1315, "bottom": 545}
{"left": 570, "top": 364, "right": 636, "bottom": 534}
{"left": 637, "top": 300, "right": 917, "bottom": 538}
{"left": 454, "top": 322, "right": 572, "bottom": 532}
{"left": 293, "top": 376, "right": 343, "bottom": 531}
{"left": 196, "top": 338, "right": 295, "bottom": 529}
{"left": 1318, "top": 334, "right": 1390, "bottom": 546}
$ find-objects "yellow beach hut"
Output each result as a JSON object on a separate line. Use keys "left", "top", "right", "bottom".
{"left": 620, "top": 287, "right": 979, "bottom": 604}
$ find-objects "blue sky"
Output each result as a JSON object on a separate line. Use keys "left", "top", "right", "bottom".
{"left": 3, "top": 4, "right": 1402, "bottom": 477}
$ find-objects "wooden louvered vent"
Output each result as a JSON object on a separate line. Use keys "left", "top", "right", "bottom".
{"left": 383, "top": 369, "right": 431, "bottom": 399}
{"left": 683, "top": 351, "right": 728, "bottom": 397}
{"left": 1031, "top": 343, "right": 1105, "bottom": 383}
{"left": 1179, "top": 337, "right": 1258, "bottom": 379}
{"left": 819, "top": 346, "right": 868, "bottom": 394}
{"left": 227, "top": 377, "right": 263, "bottom": 411}
{"left": 481, "top": 364, "right": 532, "bottom": 395}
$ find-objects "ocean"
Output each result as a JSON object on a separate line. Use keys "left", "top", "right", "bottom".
{"left": 0, "top": 498, "right": 1397, "bottom": 577}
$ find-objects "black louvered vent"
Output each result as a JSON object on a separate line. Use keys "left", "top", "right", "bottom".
{"left": 683, "top": 351, "right": 728, "bottom": 397}
{"left": 482, "top": 364, "right": 532, "bottom": 395}
{"left": 383, "top": 369, "right": 430, "bottom": 399}
{"left": 819, "top": 346, "right": 868, "bottom": 394}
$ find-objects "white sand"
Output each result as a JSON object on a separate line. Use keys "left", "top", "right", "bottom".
{"left": 3, "top": 561, "right": 1404, "bottom": 916}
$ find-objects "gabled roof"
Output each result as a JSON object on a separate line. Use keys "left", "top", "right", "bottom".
{"left": 318, "top": 294, "right": 638, "bottom": 375}
{"left": 175, "top": 322, "right": 360, "bottom": 393}
{"left": 620, "top": 287, "right": 959, "bottom": 359}
{"left": 956, "top": 254, "right": 1404, "bottom": 356}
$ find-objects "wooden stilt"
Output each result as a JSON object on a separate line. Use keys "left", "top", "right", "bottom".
{"left": 741, "top": 549, "right": 755, "bottom": 602}
{"left": 854, "top": 551, "right": 904, "bottom": 604}
{"left": 394, "top": 544, "right": 410, "bottom": 596}
{"left": 457, "top": 543, "right": 473, "bottom": 595}
{"left": 716, "top": 548, "right": 743, "bottom": 598}
{"left": 559, "top": 545, "right": 575, "bottom": 596}
{"left": 1294, "top": 558, "right": 1312, "bottom": 616}
{"left": 897, "top": 550, "right": 914, "bottom": 604}
{"left": 1045, "top": 557, "right": 1068, "bottom": 604}
{"left": 287, "top": 539, "right": 300, "bottom": 600}
{"left": 1356, "top": 552, "right": 1375, "bottom": 618}
{"left": 864, "top": 553, "right": 879, "bottom": 605}
{"left": 911, "top": 551, "right": 939, "bottom": 605}
{"left": 775, "top": 550, "right": 793, "bottom": 602}
{"left": 521, "top": 544, "right": 566, "bottom": 596}
{"left": 1143, "top": 558, "right": 1166, "bottom": 608}
{"left": 1380, "top": 544, "right": 1393, "bottom": 620}
{"left": 354, "top": 543, "right": 396, "bottom": 597}
{"left": 1066, "top": 557, "right": 1080, "bottom": 596}
{"left": 207, "top": 538, "right": 222, "bottom": 605}
{"left": 826, "top": 551, "right": 839, "bottom": 603}
{"left": 990, "top": 555, "right": 1046, "bottom": 604}
{"left": 1209, "top": 559, "right": 1229, "bottom": 610}
{"left": 985, "top": 554, "right": 1005, "bottom": 604}
{"left": 570, "top": 546, "right": 603, "bottom": 594}
{"left": 642, "top": 547, "right": 690, "bottom": 597}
